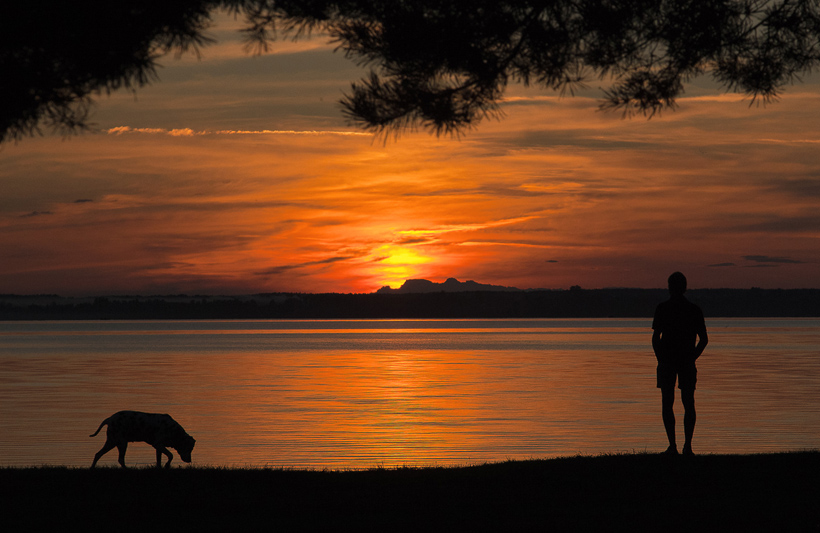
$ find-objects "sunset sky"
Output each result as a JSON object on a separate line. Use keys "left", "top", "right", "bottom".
{"left": 2, "top": 11, "right": 819, "bottom": 296}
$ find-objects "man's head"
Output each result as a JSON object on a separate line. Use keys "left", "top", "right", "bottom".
{"left": 668, "top": 271, "right": 687, "bottom": 296}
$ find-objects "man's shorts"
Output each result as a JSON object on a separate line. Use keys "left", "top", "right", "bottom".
{"left": 657, "top": 363, "right": 697, "bottom": 390}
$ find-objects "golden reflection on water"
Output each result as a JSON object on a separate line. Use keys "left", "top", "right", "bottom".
{"left": 1, "top": 319, "right": 818, "bottom": 468}
{"left": 188, "top": 348, "right": 610, "bottom": 468}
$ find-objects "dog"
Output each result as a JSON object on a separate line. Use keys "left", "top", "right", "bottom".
{"left": 90, "top": 410, "right": 196, "bottom": 468}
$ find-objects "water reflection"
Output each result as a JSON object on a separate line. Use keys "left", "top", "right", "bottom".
{"left": 0, "top": 319, "right": 818, "bottom": 467}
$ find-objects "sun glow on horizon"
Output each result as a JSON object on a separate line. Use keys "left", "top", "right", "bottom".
{"left": 367, "top": 243, "right": 435, "bottom": 289}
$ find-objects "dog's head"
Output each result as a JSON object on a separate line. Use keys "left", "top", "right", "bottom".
{"left": 175, "top": 434, "right": 196, "bottom": 463}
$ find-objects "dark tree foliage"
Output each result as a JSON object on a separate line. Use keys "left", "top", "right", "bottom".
{"left": 251, "top": 0, "right": 820, "bottom": 136}
{"left": 3, "top": 1, "right": 820, "bottom": 142}
{"left": 1, "top": 1, "right": 219, "bottom": 143}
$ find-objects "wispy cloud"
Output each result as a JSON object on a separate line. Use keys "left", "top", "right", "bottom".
{"left": 255, "top": 253, "right": 365, "bottom": 278}
{"left": 758, "top": 138, "right": 820, "bottom": 145}
{"left": 743, "top": 255, "right": 805, "bottom": 264}
{"left": 396, "top": 216, "right": 539, "bottom": 239}
{"left": 106, "top": 126, "right": 371, "bottom": 137}
{"left": 456, "top": 240, "right": 557, "bottom": 249}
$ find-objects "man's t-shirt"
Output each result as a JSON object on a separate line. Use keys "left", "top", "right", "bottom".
{"left": 652, "top": 296, "right": 706, "bottom": 366}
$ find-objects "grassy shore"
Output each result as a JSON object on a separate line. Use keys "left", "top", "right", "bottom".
{"left": 3, "top": 452, "right": 819, "bottom": 531}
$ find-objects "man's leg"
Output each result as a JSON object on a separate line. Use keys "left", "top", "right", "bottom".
{"left": 661, "top": 385, "right": 677, "bottom": 453}
{"left": 681, "top": 388, "right": 696, "bottom": 455}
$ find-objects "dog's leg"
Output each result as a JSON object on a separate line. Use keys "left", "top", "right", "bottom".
{"left": 116, "top": 443, "right": 128, "bottom": 468}
{"left": 156, "top": 447, "right": 173, "bottom": 468}
{"left": 91, "top": 440, "right": 116, "bottom": 468}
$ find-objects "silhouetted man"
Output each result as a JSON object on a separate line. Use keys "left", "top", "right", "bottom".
{"left": 652, "top": 272, "right": 708, "bottom": 456}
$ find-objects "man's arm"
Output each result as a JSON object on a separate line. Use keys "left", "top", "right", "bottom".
{"left": 695, "top": 328, "right": 708, "bottom": 360}
{"left": 694, "top": 308, "right": 708, "bottom": 360}
{"left": 651, "top": 305, "right": 663, "bottom": 361}
{"left": 652, "top": 329, "right": 662, "bottom": 361}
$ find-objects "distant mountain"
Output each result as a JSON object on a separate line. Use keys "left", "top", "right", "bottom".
{"left": 375, "top": 278, "right": 521, "bottom": 294}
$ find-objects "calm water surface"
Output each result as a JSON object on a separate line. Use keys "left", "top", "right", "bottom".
{"left": 1, "top": 318, "right": 818, "bottom": 468}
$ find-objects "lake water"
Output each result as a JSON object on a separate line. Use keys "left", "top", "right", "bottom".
{"left": 1, "top": 318, "right": 818, "bottom": 468}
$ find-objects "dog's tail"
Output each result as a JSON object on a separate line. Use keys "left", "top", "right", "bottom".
{"left": 89, "top": 417, "right": 110, "bottom": 437}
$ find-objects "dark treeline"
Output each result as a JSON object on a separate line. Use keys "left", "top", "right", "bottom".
{"left": 1, "top": 288, "right": 819, "bottom": 320}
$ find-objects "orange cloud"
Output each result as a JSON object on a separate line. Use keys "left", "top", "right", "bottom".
{"left": 3, "top": 42, "right": 820, "bottom": 295}
{"left": 106, "top": 127, "right": 371, "bottom": 137}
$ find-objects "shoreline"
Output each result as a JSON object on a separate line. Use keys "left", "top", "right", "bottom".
{"left": 4, "top": 451, "right": 819, "bottom": 530}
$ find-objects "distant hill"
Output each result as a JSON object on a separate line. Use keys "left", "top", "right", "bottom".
{"left": 376, "top": 278, "right": 521, "bottom": 294}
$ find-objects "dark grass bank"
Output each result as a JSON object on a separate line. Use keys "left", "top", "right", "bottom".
{"left": 3, "top": 452, "right": 819, "bottom": 531}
